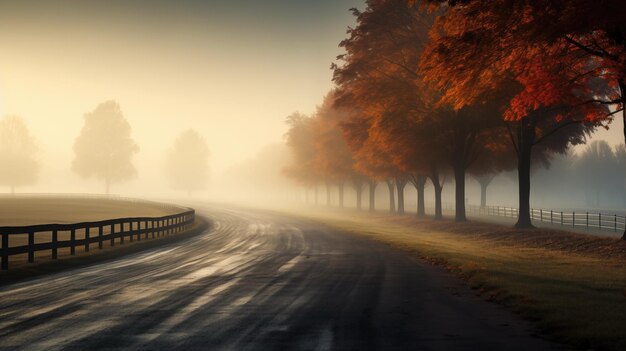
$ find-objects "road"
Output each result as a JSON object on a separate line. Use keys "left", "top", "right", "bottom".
{"left": 0, "top": 204, "right": 564, "bottom": 350}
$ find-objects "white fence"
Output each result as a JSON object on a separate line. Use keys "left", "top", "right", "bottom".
{"left": 464, "top": 205, "right": 625, "bottom": 232}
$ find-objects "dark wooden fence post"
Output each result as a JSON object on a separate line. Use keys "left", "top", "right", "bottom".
{"left": 52, "top": 230, "right": 58, "bottom": 259}
{"left": 85, "top": 227, "right": 90, "bottom": 252}
{"left": 598, "top": 213, "right": 601, "bottom": 230}
{"left": 129, "top": 222, "right": 134, "bottom": 242}
{"left": 70, "top": 229, "right": 76, "bottom": 255}
{"left": 1, "top": 232, "right": 7, "bottom": 270}
{"left": 136, "top": 222, "right": 141, "bottom": 241}
{"left": 98, "top": 226, "right": 104, "bottom": 249}
{"left": 120, "top": 223, "right": 125, "bottom": 244}
{"left": 110, "top": 224, "right": 115, "bottom": 246}
{"left": 550, "top": 210, "right": 553, "bottom": 224}
{"left": 145, "top": 220, "right": 149, "bottom": 239}
{"left": 28, "top": 231, "right": 35, "bottom": 263}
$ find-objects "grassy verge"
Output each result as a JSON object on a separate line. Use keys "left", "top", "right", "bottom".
{"left": 0, "top": 216, "right": 211, "bottom": 286}
{"left": 296, "top": 210, "right": 626, "bottom": 351}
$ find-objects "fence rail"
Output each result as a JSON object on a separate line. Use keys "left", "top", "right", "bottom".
{"left": 0, "top": 209, "right": 195, "bottom": 270}
{"left": 466, "top": 205, "right": 626, "bottom": 232}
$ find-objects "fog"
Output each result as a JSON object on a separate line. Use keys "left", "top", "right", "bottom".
{"left": 0, "top": 0, "right": 361, "bottom": 200}
{"left": 0, "top": 0, "right": 624, "bottom": 212}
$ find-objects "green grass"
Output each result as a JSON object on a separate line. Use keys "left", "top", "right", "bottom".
{"left": 295, "top": 210, "right": 626, "bottom": 351}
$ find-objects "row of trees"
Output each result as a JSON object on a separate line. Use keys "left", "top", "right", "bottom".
{"left": 0, "top": 101, "right": 210, "bottom": 196}
{"left": 531, "top": 141, "right": 626, "bottom": 209}
{"left": 285, "top": 0, "right": 626, "bottom": 239}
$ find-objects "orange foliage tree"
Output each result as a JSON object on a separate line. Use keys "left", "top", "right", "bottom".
{"left": 334, "top": 0, "right": 517, "bottom": 221}
{"left": 312, "top": 92, "right": 366, "bottom": 209}
{"left": 341, "top": 107, "right": 402, "bottom": 213}
{"left": 333, "top": 0, "right": 443, "bottom": 217}
{"left": 284, "top": 112, "right": 321, "bottom": 204}
{"left": 417, "top": 0, "right": 612, "bottom": 227}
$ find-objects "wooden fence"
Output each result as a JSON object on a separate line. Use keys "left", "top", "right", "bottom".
{"left": 467, "top": 205, "right": 626, "bottom": 232}
{"left": 0, "top": 209, "right": 195, "bottom": 270}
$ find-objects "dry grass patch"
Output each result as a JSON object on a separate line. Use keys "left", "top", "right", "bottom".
{"left": 296, "top": 210, "right": 626, "bottom": 351}
{"left": 0, "top": 196, "right": 179, "bottom": 226}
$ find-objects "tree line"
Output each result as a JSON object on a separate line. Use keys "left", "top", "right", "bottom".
{"left": 0, "top": 101, "right": 210, "bottom": 196}
{"left": 284, "top": 0, "right": 626, "bottom": 239}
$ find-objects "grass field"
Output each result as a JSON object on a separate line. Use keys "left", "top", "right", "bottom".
{"left": 0, "top": 196, "right": 179, "bottom": 226}
{"left": 0, "top": 195, "right": 187, "bottom": 270}
{"left": 296, "top": 210, "right": 626, "bottom": 351}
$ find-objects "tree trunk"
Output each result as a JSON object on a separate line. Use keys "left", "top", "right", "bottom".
{"left": 412, "top": 176, "right": 427, "bottom": 218}
{"left": 325, "top": 181, "right": 331, "bottom": 206}
{"left": 430, "top": 166, "right": 443, "bottom": 220}
{"left": 386, "top": 179, "right": 396, "bottom": 214}
{"left": 478, "top": 178, "right": 492, "bottom": 208}
{"left": 395, "top": 178, "right": 407, "bottom": 215}
{"left": 515, "top": 117, "right": 534, "bottom": 228}
{"left": 620, "top": 80, "right": 626, "bottom": 239}
{"left": 453, "top": 159, "right": 467, "bottom": 222}
{"left": 352, "top": 178, "right": 365, "bottom": 211}
{"left": 368, "top": 180, "right": 377, "bottom": 213}
{"left": 338, "top": 182, "right": 344, "bottom": 208}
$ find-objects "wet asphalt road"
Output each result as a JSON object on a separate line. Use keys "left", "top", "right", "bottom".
{"left": 0, "top": 204, "right": 563, "bottom": 350}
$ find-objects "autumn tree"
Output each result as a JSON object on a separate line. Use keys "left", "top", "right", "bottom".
{"left": 417, "top": 0, "right": 612, "bottom": 227}
{"left": 72, "top": 101, "right": 139, "bottom": 194}
{"left": 466, "top": 125, "right": 516, "bottom": 208}
{"left": 0, "top": 115, "right": 40, "bottom": 193}
{"left": 313, "top": 92, "right": 364, "bottom": 209}
{"left": 334, "top": 0, "right": 436, "bottom": 217}
{"left": 342, "top": 110, "right": 401, "bottom": 213}
{"left": 334, "top": 0, "right": 510, "bottom": 221}
{"left": 165, "top": 129, "right": 210, "bottom": 196}
{"left": 284, "top": 112, "right": 322, "bottom": 204}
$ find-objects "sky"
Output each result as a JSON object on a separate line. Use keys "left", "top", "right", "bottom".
{"left": 0, "top": 0, "right": 364, "bottom": 194}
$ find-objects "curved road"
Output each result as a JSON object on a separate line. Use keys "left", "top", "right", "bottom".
{"left": 0, "top": 204, "right": 563, "bottom": 350}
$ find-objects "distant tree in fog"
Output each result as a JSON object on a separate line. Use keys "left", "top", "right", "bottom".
{"left": 72, "top": 101, "right": 139, "bottom": 194}
{"left": 575, "top": 140, "right": 619, "bottom": 207}
{"left": 284, "top": 112, "right": 319, "bottom": 197}
{"left": 469, "top": 130, "right": 516, "bottom": 208}
{"left": 615, "top": 145, "right": 626, "bottom": 206}
{"left": 0, "top": 115, "right": 40, "bottom": 193}
{"left": 313, "top": 92, "right": 358, "bottom": 209}
{"left": 165, "top": 129, "right": 210, "bottom": 197}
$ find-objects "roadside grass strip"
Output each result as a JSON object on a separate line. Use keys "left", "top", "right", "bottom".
{"left": 298, "top": 211, "right": 626, "bottom": 351}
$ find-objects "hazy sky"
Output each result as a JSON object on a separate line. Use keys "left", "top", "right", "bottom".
{"left": 0, "top": 0, "right": 363, "bottom": 193}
